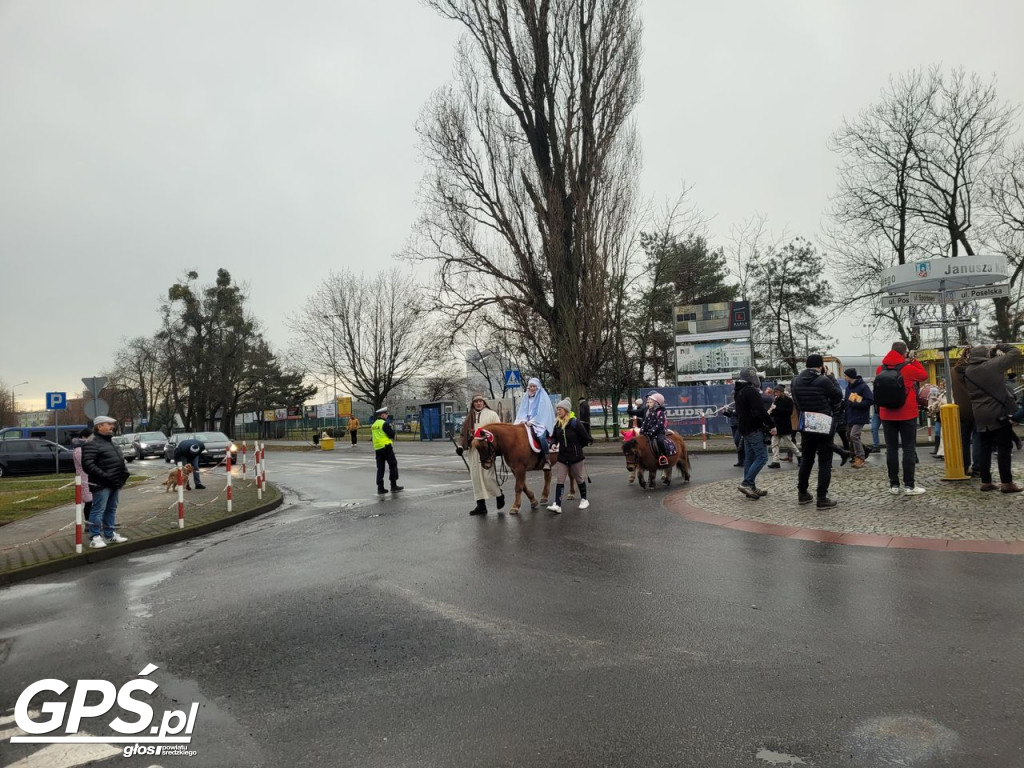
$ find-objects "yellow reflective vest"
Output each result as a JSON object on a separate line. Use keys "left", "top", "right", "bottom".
{"left": 371, "top": 418, "right": 392, "bottom": 450}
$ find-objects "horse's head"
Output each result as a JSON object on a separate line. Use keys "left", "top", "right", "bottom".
{"left": 472, "top": 428, "right": 497, "bottom": 469}
{"left": 621, "top": 438, "right": 638, "bottom": 474}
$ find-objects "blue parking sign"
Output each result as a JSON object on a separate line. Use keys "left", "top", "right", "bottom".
{"left": 46, "top": 392, "right": 67, "bottom": 410}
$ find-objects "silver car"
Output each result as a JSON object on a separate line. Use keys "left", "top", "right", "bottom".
{"left": 112, "top": 435, "right": 136, "bottom": 463}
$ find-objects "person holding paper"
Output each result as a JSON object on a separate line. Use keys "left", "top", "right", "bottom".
{"left": 790, "top": 354, "right": 843, "bottom": 509}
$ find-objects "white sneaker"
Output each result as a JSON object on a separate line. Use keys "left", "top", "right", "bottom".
{"left": 578, "top": 499, "right": 590, "bottom": 510}
{"left": 106, "top": 533, "right": 129, "bottom": 544}
{"left": 904, "top": 486, "right": 927, "bottom": 496}
{"left": 889, "top": 486, "right": 902, "bottom": 495}
{"left": 89, "top": 535, "right": 107, "bottom": 549}
{"left": 547, "top": 503, "right": 561, "bottom": 514}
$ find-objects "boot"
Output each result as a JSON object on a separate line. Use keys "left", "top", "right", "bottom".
{"left": 851, "top": 457, "right": 865, "bottom": 469}
{"left": 1000, "top": 483, "right": 1023, "bottom": 494}
{"left": 391, "top": 484, "right": 404, "bottom": 492}
{"left": 377, "top": 485, "right": 387, "bottom": 495}
{"left": 496, "top": 493, "right": 505, "bottom": 510}
{"left": 470, "top": 499, "right": 487, "bottom": 515}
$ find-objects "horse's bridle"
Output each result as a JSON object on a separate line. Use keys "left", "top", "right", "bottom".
{"left": 473, "top": 428, "right": 498, "bottom": 469}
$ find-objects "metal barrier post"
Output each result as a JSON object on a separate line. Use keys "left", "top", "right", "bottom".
{"left": 939, "top": 403, "right": 970, "bottom": 481}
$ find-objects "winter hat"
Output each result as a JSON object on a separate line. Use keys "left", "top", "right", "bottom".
{"left": 738, "top": 367, "right": 761, "bottom": 389}
{"left": 844, "top": 367, "right": 858, "bottom": 378}
{"left": 471, "top": 393, "right": 487, "bottom": 403}
{"left": 647, "top": 392, "right": 665, "bottom": 406}
{"left": 93, "top": 416, "right": 116, "bottom": 426}
{"left": 774, "top": 384, "right": 786, "bottom": 393}
{"left": 806, "top": 354, "right": 824, "bottom": 369}
{"left": 555, "top": 398, "right": 572, "bottom": 413}
{"left": 969, "top": 345, "right": 990, "bottom": 360}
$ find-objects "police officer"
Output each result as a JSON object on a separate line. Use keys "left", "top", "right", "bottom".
{"left": 173, "top": 436, "right": 207, "bottom": 490}
{"left": 371, "top": 406, "right": 403, "bottom": 495}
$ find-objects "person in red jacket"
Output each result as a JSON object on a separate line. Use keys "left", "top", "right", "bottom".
{"left": 876, "top": 341, "right": 929, "bottom": 495}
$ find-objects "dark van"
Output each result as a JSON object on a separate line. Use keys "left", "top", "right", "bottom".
{"left": 0, "top": 425, "right": 90, "bottom": 446}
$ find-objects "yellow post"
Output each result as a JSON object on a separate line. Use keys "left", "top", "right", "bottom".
{"left": 939, "top": 403, "right": 970, "bottom": 481}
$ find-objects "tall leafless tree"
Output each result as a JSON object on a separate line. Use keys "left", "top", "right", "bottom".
{"left": 410, "top": 0, "right": 643, "bottom": 401}
{"left": 288, "top": 268, "right": 433, "bottom": 410}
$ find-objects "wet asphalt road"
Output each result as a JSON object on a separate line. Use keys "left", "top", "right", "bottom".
{"left": 1, "top": 445, "right": 1023, "bottom": 767}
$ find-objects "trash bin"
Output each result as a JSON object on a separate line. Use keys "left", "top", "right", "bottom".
{"left": 320, "top": 434, "right": 335, "bottom": 451}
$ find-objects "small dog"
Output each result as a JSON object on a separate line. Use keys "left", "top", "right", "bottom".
{"left": 163, "top": 464, "right": 194, "bottom": 492}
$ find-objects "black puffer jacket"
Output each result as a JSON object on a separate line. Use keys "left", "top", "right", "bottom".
{"left": 553, "top": 417, "right": 591, "bottom": 465}
{"left": 790, "top": 368, "right": 843, "bottom": 417}
{"left": 81, "top": 433, "right": 129, "bottom": 491}
{"left": 735, "top": 381, "right": 774, "bottom": 436}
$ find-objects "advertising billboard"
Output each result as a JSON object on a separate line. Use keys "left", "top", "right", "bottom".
{"left": 672, "top": 301, "right": 753, "bottom": 384}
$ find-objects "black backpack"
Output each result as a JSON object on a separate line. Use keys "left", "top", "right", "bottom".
{"left": 873, "top": 363, "right": 908, "bottom": 409}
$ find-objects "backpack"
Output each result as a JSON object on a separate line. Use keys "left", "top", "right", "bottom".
{"left": 873, "top": 363, "right": 908, "bottom": 409}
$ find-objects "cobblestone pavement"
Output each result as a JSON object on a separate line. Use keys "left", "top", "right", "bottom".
{"left": 684, "top": 452, "right": 1024, "bottom": 542}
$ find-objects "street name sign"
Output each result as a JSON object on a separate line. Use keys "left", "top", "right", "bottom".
{"left": 880, "top": 292, "right": 940, "bottom": 308}
{"left": 944, "top": 284, "right": 1011, "bottom": 302}
{"left": 879, "top": 254, "right": 1008, "bottom": 292}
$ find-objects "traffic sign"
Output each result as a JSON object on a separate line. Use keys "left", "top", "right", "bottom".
{"left": 504, "top": 370, "right": 523, "bottom": 388}
{"left": 81, "top": 376, "right": 107, "bottom": 394}
{"left": 45, "top": 392, "right": 67, "bottom": 410}
{"left": 84, "top": 399, "right": 110, "bottom": 419}
{"left": 944, "top": 284, "right": 1011, "bottom": 302}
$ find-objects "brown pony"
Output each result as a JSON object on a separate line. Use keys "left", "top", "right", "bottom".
{"left": 622, "top": 432, "right": 691, "bottom": 489}
{"left": 471, "top": 423, "right": 553, "bottom": 514}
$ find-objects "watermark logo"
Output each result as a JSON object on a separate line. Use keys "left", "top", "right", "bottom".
{"left": 9, "top": 663, "right": 198, "bottom": 757}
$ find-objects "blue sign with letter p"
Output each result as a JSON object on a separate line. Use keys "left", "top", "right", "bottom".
{"left": 46, "top": 392, "right": 67, "bottom": 410}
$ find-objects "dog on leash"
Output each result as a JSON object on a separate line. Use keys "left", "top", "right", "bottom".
{"left": 163, "top": 464, "right": 194, "bottom": 492}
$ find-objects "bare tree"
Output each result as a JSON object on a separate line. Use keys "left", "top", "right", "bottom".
{"left": 289, "top": 268, "right": 433, "bottom": 410}
{"left": 411, "top": 0, "right": 643, "bottom": 402}
{"left": 110, "top": 336, "right": 172, "bottom": 427}
{"left": 987, "top": 144, "right": 1024, "bottom": 339}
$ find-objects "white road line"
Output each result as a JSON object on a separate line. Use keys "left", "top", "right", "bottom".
{"left": 6, "top": 741, "right": 122, "bottom": 768}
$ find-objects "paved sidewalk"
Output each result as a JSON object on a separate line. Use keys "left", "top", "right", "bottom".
{"left": 0, "top": 469, "right": 281, "bottom": 585}
{"left": 671, "top": 452, "right": 1024, "bottom": 554}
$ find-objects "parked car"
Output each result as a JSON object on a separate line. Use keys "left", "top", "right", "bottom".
{"left": 163, "top": 432, "right": 238, "bottom": 465}
{"left": 0, "top": 425, "right": 90, "bottom": 446}
{"left": 113, "top": 435, "right": 136, "bottom": 462}
{"left": 0, "top": 438, "right": 76, "bottom": 478}
{"left": 132, "top": 431, "right": 168, "bottom": 460}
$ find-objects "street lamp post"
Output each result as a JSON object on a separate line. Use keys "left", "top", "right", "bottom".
{"left": 323, "top": 315, "right": 339, "bottom": 433}
{"left": 11, "top": 381, "right": 28, "bottom": 423}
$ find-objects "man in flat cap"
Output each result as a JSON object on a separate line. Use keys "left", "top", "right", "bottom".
{"left": 81, "top": 415, "right": 130, "bottom": 548}
{"left": 371, "top": 405, "right": 403, "bottom": 495}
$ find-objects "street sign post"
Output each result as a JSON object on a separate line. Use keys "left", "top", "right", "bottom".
{"left": 45, "top": 392, "right": 67, "bottom": 473}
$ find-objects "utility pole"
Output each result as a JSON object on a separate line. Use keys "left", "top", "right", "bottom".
{"left": 323, "top": 315, "right": 338, "bottom": 433}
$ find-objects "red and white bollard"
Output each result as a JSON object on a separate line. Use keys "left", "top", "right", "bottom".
{"left": 225, "top": 450, "right": 233, "bottom": 514}
{"left": 260, "top": 441, "right": 267, "bottom": 485}
{"left": 701, "top": 415, "right": 708, "bottom": 451}
{"left": 176, "top": 461, "right": 185, "bottom": 529}
{"left": 75, "top": 475, "right": 84, "bottom": 554}
{"left": 242, "top": 441, "right": 247, "bottom": 478}
{"left": 255, "top": 444, "right": 263, "bottom": 501}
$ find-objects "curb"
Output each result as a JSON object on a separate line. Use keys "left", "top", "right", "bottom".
{"left": 662, "top": 487, "right": 1024, "bottom": 556}
{"left": 0, "top": 487, "right": 284, "bottom": 588}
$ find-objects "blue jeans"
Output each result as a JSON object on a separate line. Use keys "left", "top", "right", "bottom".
{"left": 870, "top": 411, "right": 881, "bottom": 447}
{"left": 741, "top": 431, "right": 768, "bottom": 487}
{"left": 89, "top": 487, "right": 120, "bottom": 539}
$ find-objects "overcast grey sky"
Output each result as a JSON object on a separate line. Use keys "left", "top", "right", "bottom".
{"left": 2, "top": 1, "right": 1022, "bottom": 410}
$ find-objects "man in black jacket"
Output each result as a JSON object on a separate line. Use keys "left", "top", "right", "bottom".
{"left": 81, "top": 416, "right": 130, "bottom": 548}
{"left": 173, "top": 436, "right": 207, "bottom": 490}
{"left": 790, "top": 354, "right": 843, "bottom": 508}
{"left": 734, "top": 367, "right": 777, "bottom": 500}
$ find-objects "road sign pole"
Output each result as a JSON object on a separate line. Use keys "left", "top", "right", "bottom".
{"left": 939, "top": 279, "right": 955, "bottom": 400}
{"left": 55, "top": 409, "right": 60, "bottom": 473}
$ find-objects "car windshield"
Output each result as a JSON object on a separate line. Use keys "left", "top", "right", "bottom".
{"left": 195, "top": 433, "right": 230, "bottom": 443}
{"left": 139, "top": 432, "right": 165, "bottom": 441}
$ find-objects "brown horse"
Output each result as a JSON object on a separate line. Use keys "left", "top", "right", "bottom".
{"left": 471, "top": 423, "right": 553, "bottom": 514}
{"left": 622, "top": 432, "right": 691, "bottom": 489}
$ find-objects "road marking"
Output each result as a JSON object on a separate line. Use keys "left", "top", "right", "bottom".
{"left": 6, "top": 742, "right": 122, "bottom": 768}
